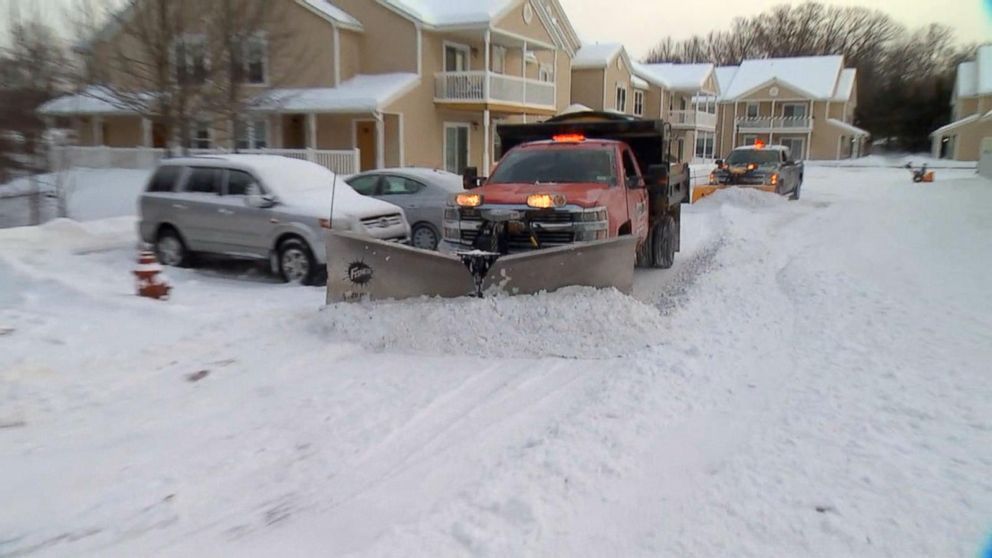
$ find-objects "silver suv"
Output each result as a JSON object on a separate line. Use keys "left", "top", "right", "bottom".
{"left": 139, "top": 155, "right": 410, "bottom": 285}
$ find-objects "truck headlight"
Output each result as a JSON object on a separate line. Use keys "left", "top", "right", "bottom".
{"left": 709, "top": 172, "right": 717, "bottom": 185}
{"left": 527, "top": 193, "right": 566, "bottom": 209}
{"left": 769, "top": 173, "right": 779, "bottom": 186}
{"left": 456, "top": 193, "right": 482, "bottom": 207}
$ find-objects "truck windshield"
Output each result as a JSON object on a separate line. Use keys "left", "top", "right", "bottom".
{"left": 726, "top": 150, "right": 782, "bottom": 165}
{"left": 488, "top": 148, "right": 616, "bottom": 185}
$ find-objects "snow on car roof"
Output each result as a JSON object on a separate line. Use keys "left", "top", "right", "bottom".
{"left": 721, "top": 55, "right": 844, "bottom": 100}
{"left": 359, "top": 167, "right": 464, "bottom": 192}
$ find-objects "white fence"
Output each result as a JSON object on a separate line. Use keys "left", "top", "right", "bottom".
{"left": 668, "top": 110, "right": 718, "bottom": 130}
{"left": 49, "top": 146, "right": 361, "bottom": 175}
{"left": 434, "top": 71, "right": 556, "bottom": 109}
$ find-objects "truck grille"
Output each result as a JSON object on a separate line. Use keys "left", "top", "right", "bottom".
{"left": 458, "top": 208, "right": 575, "bottom": 223}
{"left": 361, "top": 214, "right": 403, "bottom": 229}
{"left": 460, "top": 230, "right": 575, "bottom": 248}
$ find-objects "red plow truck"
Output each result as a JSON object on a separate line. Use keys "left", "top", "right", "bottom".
{"left": 325, "top": 111, "right": 690, "bottom": 302}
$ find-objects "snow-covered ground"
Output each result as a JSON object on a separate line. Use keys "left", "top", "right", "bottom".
{"left": 1, "top": 164, "right": 990, "bottom": 557}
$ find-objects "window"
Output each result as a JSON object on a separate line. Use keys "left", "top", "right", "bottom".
{"left": 633, "top": 90, "right": 644, "bottom": 116}
{"left": 615, "top": 84, "right": 627, "bottom": 113}
{"left": 780, "top": 137, "right": 805, "bottom": 160}
{"left": 539, "top": 64, "right": 553, "bottom": 83}
{"left": 190, "top": 121, "right": 211, "bottom": 149}
{"left": 742, "top": 134, "right": 759, "bottom": 146}
{"left": 243, "top": 34, "right": 267, "bottom": 84}
{"left": 488, "top": 148, "right": 616, "bottom": 185}
{"left": 235, "top": 119, "right": 268, "bottom": 150}
{"left": 226, "top": 170, "right": 258, "bottom": 196}
{"left": 184, "top": 167, "right": 222, "bottom": 194}
{"left": 782, "top": 103, "right": 807, "bottom": 118}
{"left": 381, "top": 176, "right": 425, "bottom": 195}
{"left": 695, "top": 132, "right": 715, "bottom": 159}
{"left": 621, "top": 149, "right": 639, "bottom": 185}
{"left": 147, "top": 166, "right": 183, "bottom": 193}
{"left": 346, "top": 175, "right": 380, "bottom": 195}
{"left": 174, "top": 34, "right": 207, "bottom": 85}
{"left": 491, "top": 46, "right": 506, "bottom": 74}
{"left": 444, "top": 124, "right": 470, "bottom": 174}
{"left": 746, "top": 102, "right": 759, "bottom": 118}
{"left": 444, "top": 43, "right": 469, "bottom": 72}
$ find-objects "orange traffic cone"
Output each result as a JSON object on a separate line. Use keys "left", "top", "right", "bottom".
{"left": 134, "top": 250, "right": 171, "bottom": 300}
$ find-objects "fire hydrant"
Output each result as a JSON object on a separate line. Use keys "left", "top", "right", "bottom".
{"left": 134, "top": 250, "right": 172, "bottom": 300}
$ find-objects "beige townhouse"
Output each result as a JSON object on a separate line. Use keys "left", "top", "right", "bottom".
{"left": 930, "top": 45, "right": 992, "bottom": 161}
{"left": 713, "top": 55, "right": 868, "bottom": 160}
{"left": 568, "top": 43, "right": 718, "bottom": 162}
{"left": 40, "top": 0, "right": 581, "bottom": 174}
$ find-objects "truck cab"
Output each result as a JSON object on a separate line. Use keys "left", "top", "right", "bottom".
{"left": 442, "top": 111, "right": 688, "bottom": 269}
{"left": 696, "top": 142, "right": 804, "bottom": 202}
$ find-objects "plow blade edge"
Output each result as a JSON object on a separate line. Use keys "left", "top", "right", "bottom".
{"left": 325, "top": 231, "right": 637, "bottom": 303}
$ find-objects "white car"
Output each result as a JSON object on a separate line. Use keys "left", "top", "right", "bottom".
{"left": 139, "top": 155, "right": 410, "bottom": 285}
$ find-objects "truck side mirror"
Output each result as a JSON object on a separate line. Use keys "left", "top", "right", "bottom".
{"left": 462, "top": 167, "right": 479, "bottom": 189}
{"left": 626, "top": 175, "right": 645, "bottom": 189}
{"left": 645, "top": 164, "right": 668, "bottom": 186}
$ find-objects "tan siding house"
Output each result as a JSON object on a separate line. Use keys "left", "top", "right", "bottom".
{"left": 930, "top": 45, "right": 992, "bottom": 161}
{"left": 713, "top": 55, "right": 868, "bottom": 160}
{"left": 634, "top": 63, "right": 719, "bottom": 162}
{"left": 40, "top": 0, "right": 581, "bottom": 174}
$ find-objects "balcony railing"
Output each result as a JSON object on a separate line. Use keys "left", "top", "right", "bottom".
{"left": 669, "top": 110, "right": 717, "bottom": 129}
{"left": 736, "top": 116, "right": 812, "bottom": 131}
{"left": 434, "top": 71, "right": 556, "bottom": 109}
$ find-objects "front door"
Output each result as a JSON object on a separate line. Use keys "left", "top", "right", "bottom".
{"left": 174, "top": 166, "right": 226, "bottom": 253}
{"left": 621, "top": 147, "right": 649, "bottom": 241}
{"left": 213, "top": 168, "right": 271, "bottom": 257}
{"left": 444, "top": 124, "right": 469, "bottom": 174}
{"left": 356, "top": 121, "right": 376, "bottom": 171}
{"left": 284, "top": 115, "right": 306, "bottom": 149}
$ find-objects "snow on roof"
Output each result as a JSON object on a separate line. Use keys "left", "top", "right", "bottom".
{"left": 261, "top": 73, "right": 419, "bottom": 113}
{"left": 930, "top": 114, "right": 981, "bottom": 136}
{"left": 573, "top": 43, "right": 623, "bottom": 69}
{"left": 832, "top": 68, "right": 856, "bottom": 101}
{"left": 381, "top": 0, "right": 513, "bottom": 26}
{"left": 637, "top": 63, "right": 714, "bottom": 92}
{"left": 714, "top": 66, "right": 738, "bottom": 98}
{"left": 631, "top": 75, "right": 649, "bottom": 89}
{"left": 722, "top": 55, "right": 844, "bottom": 100}
{"left": 299, "top": 0, "right": 363, "bottom": 31}
{"left": 38, "top": 86, "right": 143, "bottom": 116}
{"left": 826, "top": 118, "right": 869, "bottom": 136}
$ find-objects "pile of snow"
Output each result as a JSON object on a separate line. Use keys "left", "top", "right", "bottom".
{"left": 316, "top": 287, "right": 666, "bottom": 359}
{"left": 808, "top": 154, "right": 978, "bottom": 168}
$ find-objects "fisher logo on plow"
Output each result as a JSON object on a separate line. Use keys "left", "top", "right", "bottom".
{"left": 346, "top": 261, "right": 374, "bottom": 285}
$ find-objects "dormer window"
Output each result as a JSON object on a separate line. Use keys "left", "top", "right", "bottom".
{"left": 615, "top": 83, "right": 627, "bottom": 113}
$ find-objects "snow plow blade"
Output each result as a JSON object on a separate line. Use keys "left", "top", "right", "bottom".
{"left": 692, "top": 184, "right": 777, "bottom": 203}
{"left": 325, "top": 231, "right": 637, "bottom": 302}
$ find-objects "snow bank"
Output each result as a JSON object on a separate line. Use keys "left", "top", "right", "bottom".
{"left": 0, "top": 168, "right": 150, "bottom": 228}
{"left": 316, "top": 287, "right": 666, "bottom": 359}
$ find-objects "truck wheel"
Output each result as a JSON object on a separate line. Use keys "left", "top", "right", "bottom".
{"left": 651, "top": 215, "right": 676, "bottom": 269}
{"left": 635, "top": 233, "right": 653, "bottom": 268}
{"left": 790, "top": 183, "right": 801, "bottom": 201}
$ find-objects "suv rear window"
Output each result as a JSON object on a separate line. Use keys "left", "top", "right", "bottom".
{"left": 147, "top": 165, "right": 183, "bottom": 192}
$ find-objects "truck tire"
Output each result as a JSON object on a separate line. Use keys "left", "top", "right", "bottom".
{"left": 789, "top": 183, "right": 801, "bottom": 200}
{"left": 635, "top": 233, "right": 653, "bottom": 268}
{"left": 651, "top": 215, "right": 676, "bottom": 269}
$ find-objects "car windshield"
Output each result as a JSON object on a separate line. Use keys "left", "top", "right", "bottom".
{"left": 726, "top": 149, "right": 782, "bottom": 165}
{"left": 488, "top": 147, "right": 616, "bottom": 185}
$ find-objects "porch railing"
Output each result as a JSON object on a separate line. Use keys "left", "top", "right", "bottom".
{"left": 434, "top": 71, "right": 556, "bottom": 109}
{"left": 668, "top": 110, "right": 718, "bottom": 129}
{"left": 736, "top": 116, "right": 813, "bottom": 131}
{"left": 49, "top": 146, "right": 361, "bottom": 175}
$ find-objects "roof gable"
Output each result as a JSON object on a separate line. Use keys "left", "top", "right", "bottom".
{"left": 722, "top": 55, "right": 844, "bottom": 100}
{"left": 572, "top": 43, "right": 625, "bottom": 70}
{"left": 636, "top": 63, "right": 715, "bottom": 93}
{"left": 298, "top": 0, "right": 363, "bottom": 31}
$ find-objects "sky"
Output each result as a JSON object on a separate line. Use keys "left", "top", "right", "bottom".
{"left": 0, "top": 0, "right": 989, "bottom": 56}
{"left": 558, "top": 0, "right": 992, "bottom": 58}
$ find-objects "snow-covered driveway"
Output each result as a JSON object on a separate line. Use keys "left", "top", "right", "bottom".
{"left": 1, "top": 164, "right": 989, "bottom": 557}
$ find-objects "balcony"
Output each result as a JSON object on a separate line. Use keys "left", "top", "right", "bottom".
{"left": 434, "top": 71, "right": 556, "bottom": 113}
{"left": 668, "top": 110, "right": 718, "bottom": 130}
{"left": 736, "top": 116, "right": 813, "bottom": 132}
